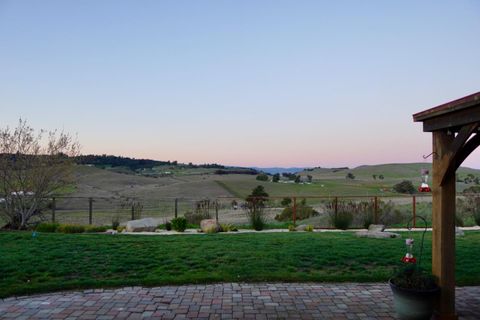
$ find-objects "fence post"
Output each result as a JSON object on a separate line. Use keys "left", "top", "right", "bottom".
{"left": 412, "top": 196, "right": 416, "bottom": 228}
{"left": 51, "top": 197, "right": 56, "bottom": 223}
{"left": 374, "top": 196, "right": 378, "bottom": 224}
{"left": 293, "top": 197, "right": 297, "bottom": 226}
{"left": 131, "top": 204, "right": 135, "bottom": 220}
{"left": 175, "top": 198, "right": 178, "bottom": 218}
{"left": 215, "top": 200, "right": 219, "bottom": 222}
{"left": 88, "top": 197, "right": 93, "bottom": 225}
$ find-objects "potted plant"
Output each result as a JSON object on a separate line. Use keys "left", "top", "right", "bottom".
{"left": 389, "top": 216, "right": 439, "bottom": 320}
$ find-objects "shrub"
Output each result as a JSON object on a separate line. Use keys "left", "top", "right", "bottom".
{"left": 57, "top": 224, "right": 85, "bottom": 234}
{"left": 346, "top": 173, "right": 355, "bottom": 180}
{"left": 112, "top": 215, "right": 120, "bottom": 230}
{"left": 116, "top": 226, "right": 125, "bottom": 233}
{"left": 85, "top": 225, "right": 109, "bottom": 233}
{"left": 331, "top": 212, "right": 353, "bottom": 230}
{"left": 455, "top": 215, "right": 464, "bottom": 227}
{"left": 221, "top": 224, "right": 238, "bottom": 232}
{"left": 362, "top": 211, "right": 374, "bottom": 229}
{"left": 245, "top": 186, "right": 269, "bottom": 231}
{"left": 288, "top": 224, "right": 296, "bottom": 232}
{"left": 275, "top": 203, "right": 318, "bottom": 222}
{"left": 393, "top": 180, "right": 416, "bottom": 194}
{"left": 249, "top": 211, "right": 266, "bottom": 231}
{"left": 171, "top": 217, "right": 187, "bottom": 232}
{"left": 165, "top": 221, "right": 172, "bottom": 231}
{"left": 256, "top": 173, "right": 269, "bottom": 181}
{"left": 305, "top": 225, "right": 314, "bottom": 232}
{"left": 474, "top": 211, "right": 480, "bottom": 226}
{"left": 36, "top": 222, "right": 59, "bottom": 233}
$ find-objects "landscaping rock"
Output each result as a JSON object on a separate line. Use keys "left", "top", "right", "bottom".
{"left": 368, "top": 224, "right": 385, "bottom": 232}
{"left": 456, "top": 227, "right": 465, "bottom": 237}
{"left": 356, "top": 225, "right": 399, "bottom": 239}
{"left": 295, "top": 224, "right": 308, "bottom": 231}
{"left": 105, "top": 229, "right": 117, "bottom": 235}
{"left": 356, "top": 231, "right": 401, "bottom": 239}
{"left": 200, "top": 219, "right": 222, "bottom": 233}
{"left": 125, "top": 217, "right": 162, "bottom": 232}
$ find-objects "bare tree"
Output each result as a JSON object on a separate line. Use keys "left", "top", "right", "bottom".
{"left": 0, "top": 119, "right": 80, "bottom": 229}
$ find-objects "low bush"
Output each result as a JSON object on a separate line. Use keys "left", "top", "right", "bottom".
{"left": 305, "top": 225, "right": 314, "bottom": 232}
{"left": 288, "top": 224, "right": 296, "bottom": 232}
{"left": 456, "top": 215, "right": 465, "bottom": 227}
{"left": 57, "top": 224, "right": 86, "bottom": 234}
{"left": 221, "top": 224, "right": 238, "bottom": 232}
{"left": 171, "top": 217, "right": 187, "bottom": 232}
{"left": 165, "top": 221, "right": 172, "bottom": 231}
{"left": 330, "top": 212, "right": 353, "bottom": 230}
{"left": 275, "top": 204, "right": 318, "bottom": 222}
{"left": 85, "top": 225, "right": 109, "bottom": 233}
{"left": 112, "top": 215, "right": 120, "bottom": 230}
{"left": 362, "top": 211, "right": 374, "bottom": 229}
{"left": 36, "top": 223, "right": 59, "bottom": 233}
{"left": 116, "top": 226, "right": 125, "bottom": 233}
{"left": 474, "top": 212, "right": 480, "bottom": 226}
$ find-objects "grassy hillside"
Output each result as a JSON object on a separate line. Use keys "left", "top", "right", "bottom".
{"left": 69, "top": 162, "right": 480, "bottom": 201}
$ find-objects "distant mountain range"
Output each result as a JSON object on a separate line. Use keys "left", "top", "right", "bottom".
{"left": 251, "top": 167, "right": 308, "bottom": 175}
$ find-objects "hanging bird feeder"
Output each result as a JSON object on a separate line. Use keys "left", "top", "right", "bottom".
{"left": 418, "top": 168, "right": 431, "bottom": 192}
{"left": 401, "top": 216, "right": 427, "bottom": 265}
{"left": 402, "top": 238, "right": 417, "bottom": 263}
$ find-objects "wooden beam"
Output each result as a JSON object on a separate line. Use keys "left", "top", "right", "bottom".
{"left": 432, "top": 131, "right": 458, "bottom": 320}
{"left": 455, "top": 133, "right": 480, "bottom": 171}
{"left": 422, "top": 107, "right": 480, "bottom": 132}
{"left": 439, "top": 123, "right": 479, "bottom": 186}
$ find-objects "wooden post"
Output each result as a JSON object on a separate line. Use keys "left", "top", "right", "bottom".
{"left": 412, "top": 196, "right": 416, "bottom": 228}
{"left": 215, "top": 201, "right": 219, "bottom": 222}
{"left": 175, "top": 198, "right": 178, "bottom": 218}
{"left": 432, "top": 131, "right": 457, "bottom": 320}
{"left": 51, "top": 197, "right": 56, "bottom": 223}
{"left": 374, "top": 196, "right": 378, "bottom": 224}
{"left": 292, "top": 197, "right": 297, "bottom": 226}
{"left": 131, "top": 204, "right": 135, "bottom": 220}
{"left": 88, "top": 197, "right": 93, "bottom": 225}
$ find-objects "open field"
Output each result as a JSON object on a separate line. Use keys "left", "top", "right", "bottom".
{"left": 2, "top": 163, "right": 480, "bottom": 228}
{"left": 1, "top": 231, "right": 479, "bottom": 298}
{"left": 69, "top": 163, "right": 480, "bottom": 201}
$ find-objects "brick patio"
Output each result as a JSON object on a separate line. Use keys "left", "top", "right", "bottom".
{"left": 0, "top": 283, "right": 478, "bottom": 319}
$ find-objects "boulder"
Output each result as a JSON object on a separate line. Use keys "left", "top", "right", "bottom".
{"left": 368, "top": 224, "right": 385, "bottom": 232}
{"left": 356, "top": 231, "right": 401, "bottom": 239}
{"left": 200, "top": 219, "right": 222, "bottom": 233}
{"left": 357, "top": 224, "right": 400, "bottom": 239}
{"left": 125, "top": 217, "right": 162, "bottom": 232}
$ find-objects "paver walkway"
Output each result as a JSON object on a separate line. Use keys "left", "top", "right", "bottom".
{"left": 1, "top": 283, "right": 479, "bottom": 319}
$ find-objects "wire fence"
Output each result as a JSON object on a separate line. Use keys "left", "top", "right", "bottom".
{"left": 38, "top": 194, "right": 480, "bottom": 228}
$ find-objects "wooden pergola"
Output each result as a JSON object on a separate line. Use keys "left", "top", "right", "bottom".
{"left": 413, "top": 91, "right": 480, "bottom": 320}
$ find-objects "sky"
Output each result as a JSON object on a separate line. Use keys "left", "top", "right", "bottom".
{"left": 1, "top": 1, "right": 480, "bottom": 168}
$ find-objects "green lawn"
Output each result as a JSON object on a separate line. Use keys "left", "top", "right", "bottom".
{"left": 1, "top": 231, "right": 479, "bottom": 298}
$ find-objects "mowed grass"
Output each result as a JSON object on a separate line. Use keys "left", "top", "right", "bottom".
{"left": 1, "top": 231, "right": 479, "bottom": 298}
